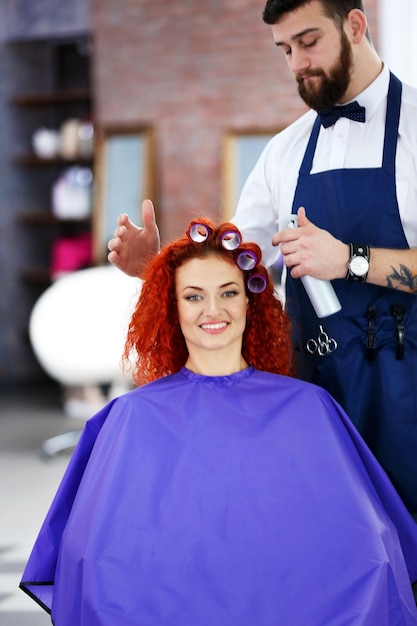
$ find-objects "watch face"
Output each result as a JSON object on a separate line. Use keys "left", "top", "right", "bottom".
{"left": 350, "top": 255, "right": 369, "bottom": 277}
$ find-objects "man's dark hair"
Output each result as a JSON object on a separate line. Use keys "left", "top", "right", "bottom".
{"left": 263, "top": 0, "right": 368, "bottom": 39}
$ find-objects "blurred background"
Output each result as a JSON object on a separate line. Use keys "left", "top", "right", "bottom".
{"left": 1, "top": 0, "right": 417, "bottom": 393}
{"left": 0, "top": 0, "right": 416, "bottom": 622}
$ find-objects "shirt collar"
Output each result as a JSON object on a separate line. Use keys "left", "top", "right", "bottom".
{"left": 349, "top": 63, "right": 390, "bottom": 121}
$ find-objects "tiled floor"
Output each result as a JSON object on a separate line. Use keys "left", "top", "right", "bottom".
{"left": 0, "top": 383, "right": 86, "bottom": 625}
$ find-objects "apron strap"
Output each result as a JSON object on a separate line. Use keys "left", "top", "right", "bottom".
{"left": 298, "top": 72, "right": 403, "bottom": 176}
{"left": 299, "top": 117, "right": 320, "bottom": 176}
{"left": 382, "top": 72, "right": 402, "bottom": 169}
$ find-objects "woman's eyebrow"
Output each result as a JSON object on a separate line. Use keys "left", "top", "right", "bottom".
{"left": 181, "top": 285, "right": 204, "bottom": 292}
{"left": 181, "top": 281, "right": 239, "bottom": 292}
{"left": 219, "top": 281, "right": 240, "bottom": 289}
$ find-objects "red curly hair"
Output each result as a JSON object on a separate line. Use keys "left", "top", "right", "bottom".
{"left": 123, "top": 218, "right": 295, "bottom": 385}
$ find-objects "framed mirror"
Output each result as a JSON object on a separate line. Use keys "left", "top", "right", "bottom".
{"left": 222, "top": 129, "right": 279, "bottom": 220}
{"left": 93, "top": 125, "right": 155, "bottom": 262}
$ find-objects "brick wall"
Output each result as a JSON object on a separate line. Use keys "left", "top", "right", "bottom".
{"left": 91, "top": 0, "right": 378, "bottom": 242}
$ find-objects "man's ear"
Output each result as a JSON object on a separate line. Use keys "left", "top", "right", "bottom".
{"left": 346, "top": 8, "right": 368, "bottom": 44}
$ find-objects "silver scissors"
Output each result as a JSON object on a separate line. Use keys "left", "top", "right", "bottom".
{"left": 306, "top": 325, "right": 338, "bottom": 356}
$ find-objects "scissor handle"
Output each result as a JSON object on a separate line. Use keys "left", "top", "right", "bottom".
{"left": 327, "top": 338, "right": 338, "bottom": 352}
{"left": 317, "top": 341, "right": 329, "bottom": 356}
{"left": 317, "top": 325, "right": 329, "bottom": 343}
{"left": 306, "top": 339, "right": 318, "bottom": 354}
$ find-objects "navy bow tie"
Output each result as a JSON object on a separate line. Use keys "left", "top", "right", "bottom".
{"left": 319, "top": 101, "right": 366, "bottom": 128}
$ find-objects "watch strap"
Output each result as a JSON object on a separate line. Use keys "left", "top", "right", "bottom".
{"left": 346, "top": 243, "right": 370, "bottom": 283}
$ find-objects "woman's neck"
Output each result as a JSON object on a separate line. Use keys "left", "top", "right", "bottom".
{"left": 185, "top": 352, "right": 248, "bottom": 377}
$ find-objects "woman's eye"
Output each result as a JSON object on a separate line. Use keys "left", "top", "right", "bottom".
{"left": 185, "top": 294, "right": 202, "bottom": 302}
{"left": 222, "top": 290, "right": 238, "bottom": 298}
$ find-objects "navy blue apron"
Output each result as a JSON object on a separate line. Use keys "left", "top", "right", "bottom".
{"left": 287, "top": 73, "right": 417, "bottom": 513}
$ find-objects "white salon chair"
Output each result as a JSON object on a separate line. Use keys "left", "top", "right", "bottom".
{"left": 29, "top": 265, "right": 141, "bottom": 458}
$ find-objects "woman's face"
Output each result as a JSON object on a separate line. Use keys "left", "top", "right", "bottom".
{"left": 175, "top": 255, "right": 248, "bottom": 359}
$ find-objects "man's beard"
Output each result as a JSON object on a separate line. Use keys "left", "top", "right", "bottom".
{"left": 296, "top": 31, "right": 353, "bottom": 111}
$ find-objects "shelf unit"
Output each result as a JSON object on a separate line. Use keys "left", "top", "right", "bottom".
{"left": 11, "top": 38, "right": 94, "bottom": 287}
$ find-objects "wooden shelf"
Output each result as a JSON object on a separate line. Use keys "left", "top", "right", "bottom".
{"left": 11, "top": 88, "right": 91, "bottom": 107}
{"left": 18, "top": 212, "right": 91, "bottom": 226}
{"left": 13, "top": 153, "right": 93, "bottom": 167}
{"left": 21, "top": 268, "right": 52, "bottom": 286}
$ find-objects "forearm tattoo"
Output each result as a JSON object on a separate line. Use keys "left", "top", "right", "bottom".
{"left": 387, "top": 265, "right": 417, "bottom": 293}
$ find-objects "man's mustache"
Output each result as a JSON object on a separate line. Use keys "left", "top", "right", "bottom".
{"left": 296, "top": 69, "right": 324, "bottom": 84}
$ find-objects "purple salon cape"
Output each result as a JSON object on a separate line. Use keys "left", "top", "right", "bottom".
{"left": 20, "top": 367, "right": 417, "bottom": 625}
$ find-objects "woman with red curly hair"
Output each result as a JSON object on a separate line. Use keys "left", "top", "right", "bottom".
{"left": 123, "top": 217, "right": 294, "bottom": 385}
{"left": 21, "top": 219, "right": 417, "bottom": 625}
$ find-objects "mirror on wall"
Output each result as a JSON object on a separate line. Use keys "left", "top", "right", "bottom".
{"left": 221, "top": 130, "right": 279, "bottom": 220}
{"left": 93, "top": 125, "right": 155, "bottom": 263}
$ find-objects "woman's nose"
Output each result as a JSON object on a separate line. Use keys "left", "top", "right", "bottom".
{"left": 204, "top": 297, "right": 222, "bottom": 315}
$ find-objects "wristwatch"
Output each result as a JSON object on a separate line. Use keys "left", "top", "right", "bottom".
{"left": 346, "top": 243, "right": 370, "bottom": 283}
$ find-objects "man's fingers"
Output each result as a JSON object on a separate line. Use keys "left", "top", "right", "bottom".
{"left": 297, "top": 206, "right": 310, "bottom": 227}
{"left": 107, "top": 249, "right": 119, "bottom": 265}
{"left": 117, "top": 213, "right": 129, "bottom": 227}
{"left": 141, "top": 199, "right": 157, "bottom": 231}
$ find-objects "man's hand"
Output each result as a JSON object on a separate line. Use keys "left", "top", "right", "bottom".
{"left": 272, "top": 207, "right": 349, "bottom": 281}
{"left": 107, "top": 199, "right": 160, "bottom": 278}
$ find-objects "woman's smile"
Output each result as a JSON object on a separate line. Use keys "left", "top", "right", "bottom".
{"left": 200, "top": 321, "right": 229, "bottom": 333}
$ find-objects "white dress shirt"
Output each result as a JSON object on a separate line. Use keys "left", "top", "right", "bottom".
{"left": 233, "top": 64, "right": 417, "bottom": 267}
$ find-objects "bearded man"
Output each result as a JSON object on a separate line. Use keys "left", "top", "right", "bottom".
{"left": 108, "top": 1, "right": 417, "bottom": 517}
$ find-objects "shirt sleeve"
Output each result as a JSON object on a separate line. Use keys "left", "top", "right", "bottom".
{"left": 232, "top": 112, "right": 314, "bottom": 268}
